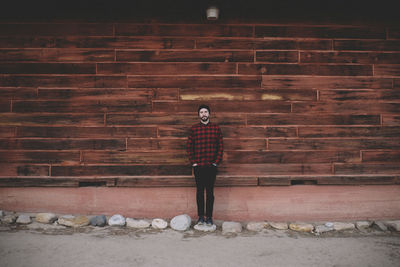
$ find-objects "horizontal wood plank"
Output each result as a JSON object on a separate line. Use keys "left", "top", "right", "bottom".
{"left": 0, "top": 113, "right": 104, "bottom": 126}
{"left": 334, "top": 40, "right": 400, "bottom": 51}
{"left": 362, "top": 151, "right": 400, "bottom": 162}
{"left": 298, "top": 126, "right": 400, "bottom": 138}
{"left": 218, "top": 163, "right": 332, "bottom": 175}
{"left": 37, "top": 88, "right": 153, "bottom": 100}
{"left": 116, "top": 176, "right": 194, "bottom": 187}
{"left": 300, "top": 51, "right": 400, "bottom": 64}
{"left": 292, "top": 102, "right": 400, "bottom": 114}
{"left": 0, "top": 151, "right": 80, "bottom": 163}
{"left": 334, "top": 163, "right": 400, "bottom": 174}
{"left": 319, "top": 90, "right": 400, "bottom": 102}
{"left": 0, "top": 164, "right": 49, "bottom": 176}
{"left": 0, "top": 87, "right": 37, "bottom": 99}
{"left": 255, "top": 51, "right": 298, "bottom": 63}
{"left": 83, "top": 151, "right": 187, "bottom": 164}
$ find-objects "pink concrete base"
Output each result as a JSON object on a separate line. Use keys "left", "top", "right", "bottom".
{"left": 1, "top": 185, "right": 400, "bottom": 221}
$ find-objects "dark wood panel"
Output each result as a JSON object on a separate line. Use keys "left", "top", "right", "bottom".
{"left": 292, "top": 102, "right": 400, "bottom": 114}
{"left": 0, "top": 127, "right": 15, "bottom": 137}
{"left": 179, "top": 88, "right": 316, "bottom": 101}
{"left": 98, "top": 63, "right": 236, "bottom": 75}
{"left": 239, "top": 63, "right": 372, "bottom": 76}
{"left": 268, "top": 138, "right": 400, "bottom": 151}
{"left": 374, "top": 65, "right": 400, "bottom": 76}
{"left": 0, "top": 49, "right": 115, "bottom": 62}
{"left": 37, "top": 88, "right": 153, "bottom": 100}
{"left": 215, "top": 176, "right": 258, "bottom": 187}
{"left": 255, "top": 25, "right": 384, "bottom": 39}
{"left": 0, "top": 177, "right": 78, "bottom": 187}
{"left": 226, "top": 151, "right": 360, "bottom": 163}
{"left": 319, "top": 90, "right": 400, "bottom": 101}
{"left": 255, "top": 51, "right": 298, "bottom": 63}
{"left": 300, "top": 51, "right": 400, "bottom": 64}
{"left": 0, "top": 37, "right": 55, "bottom": 48}
{"left": 0, "top": 23, "right": 114, "bottom": 36}
{"left": 383, "top": 115, "right": 400, "bottom": 125}
{"left": 224, "top": 139, "right": 266, "bottom": 150}
{"left": 316, "top": 175, "right": 398, "bottom": 185}
{"left": 221, "top": 126, "right": 267, "bottom": 138}
{"left": 153, "top": 100, "right": 291, "bottom": 113}
{"left": 16, "top": 126, "right": 157, "bottom": 138}
{"left": 128, "top": 75, "right": 261, "bottom": 88}
{"left": 0, "top": 151, "right": 80, "bottom": 163}
{"left": 196, "top": 38, "right": 254, "bottom": 49}
{"left": 153, "top": 88, "right": 178, "bottom": 100}
{"left": 262, "top": 76, "right": 392, "bottom": 89}
{"left": 334, "top": 40, "right": 400, "bottom": 51}
{"left": 265, "top": 127, "right": 298, "bottom": 138}
{"left": 0, "top": 100, "right": 10, "bottom": 112}
{"left": 362, "top": 151, "right": 400, "bottom": 162}
{"left": 334, "top": 163, "right": 400, "bottom": 174}
{"left": 0, "top": 138, "right": 126, "bottom": 150}
{"left": 0, "top": 87, "right": 37, "bottom": 99}
{"left": 51, "top": 165, "right": 192, "bottom": 176}
{"left": 255, "top": 39, "right": 332, "bottom": 50}
{"left": 83, "top": 151, "right": 187, "bottom": 164}
{"left": 116, "top": 176, "right": 194, "bottom": 187}
{"left": 0, "top": 113, "right": 104, "bottom": 126}
{"left": 13, "top": 100, "right": 151, "bottom": 113}
{"left": 217, "top": 163, "right": 331, "bottom": 175}
{"left": 388, "top": 27, "right": 400, "bottom": 39}
{"left": 116, "top": 50, "right": 253, "bottom": 62}
{"left": 115, "top": 24, "right": 253, "bottom": 37}
{"left": 394, "top": 79, "right": 400, "bottom": 88}
{"left": 247, "top": 114, "right": 380, "bottom": 126}
{"left": 158, "top": 126, "right": 189, "bottom": 138}
{"left": 258, "top": 176, "right": 291, "bottom": 186}
{"left": 298, "top": 126, "right": 400, "bottom": 138}
{"left": 0, "top": 164, "right": 49, "bottom": 176}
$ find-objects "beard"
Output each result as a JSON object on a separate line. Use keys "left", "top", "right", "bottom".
{"left": 201, "top": 116, "right": 209, "bottom": 121}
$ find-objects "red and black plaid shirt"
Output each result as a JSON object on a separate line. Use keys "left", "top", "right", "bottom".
{"left": 187, "top": 122, "right": 223, "bottom": 166}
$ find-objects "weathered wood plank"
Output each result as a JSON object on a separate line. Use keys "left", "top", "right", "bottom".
{"left": 0, "top": 63, "right": 97, "bottom": 74}
{"left": 0, "top": 138, "right": 126, "bottom": 150}
{"left": 115, "top": 24, "right": 253, "bottom": 37}
{"left": 37, "top": 88, "right": 153, "bottom": 100}
{"left": 221, "top": 126, "right": 267, "bottom": 138}
{"left": 268, "top": 138, "right": 400, "bottom": 151}
{"left": 98, "top": 63, "right": 236, "bottom": 75}
{"left": 128, "top": 75, "right": 261, "bottom": 88}
{"left": 300, "top": 51, "right": 400, "bottom": 64}
{"left": 262, "top": 76, "right": 393, "bottom": 89}
{"left": 382, "top": 115, "right": 400, "bottom": 125}
{"left": 0, "top": 177, "right": 78, "bottom": 187}
{"left": 224, "top": 139, "right": 266, "bottom": 150}
{"left": 0, "top": 127, "right": 15, "bottom": 137}
{"left": 255, "top": 51, "right": 298, "bottom": 62}
{"left": 158, "top": 126, "right": 189, "bottom": 138}
{"left": 226, "top": 151, "right": 360, "bottom": 163}
{"left": 334, "top": 163, "right": 400, "bottom": 174}
{"left": 374, "top": 65, "right": 400, "bottom": 76}
{"left": 0, "top": 113, "right": 104, "bottom": 126}
{"left": 319, "top": 90, "right": 400, "bottom": 102}
{"left": 247, "top": 114, "right": 380, "bottom": 126}
{"left": 255, "top": 25, "right": 385, "bottom": 39}
{"left": 0, "top": 87, "right": 37, "bottom": 99}
{"left": 153, "top": 100, "right": 291, "bottom": 113}
{"left": 153, "top": 88, "right": 179, "bottom": 100}
{"left": 255, "top": 39, "right": 332, "bottom": 50}
{"left": 0, "top": 49, "right": 115, "bottom": 62}
{"left": 116, "top": 176, "right": 194, "bottom": 187}
{"left": 218, "top": 163, "right": 331, "bottom": 175}
{"left": 0, "top": 100, "right": 10, "bottom": 112}
{"left": 292, "top": 102, "right": 400, "bottom": 114}
{"left": 13, "top": 100, "right": 151, "bottom": 113}
{"left": 240, "top": 64, "right": 372, "bottom": 76}
{"left": 362, "top": 151, "right": 400, "bottom": 162}
{"left": 334, "top": 40, "right": 400, "bottom": 51}
{"left": 0, "top": 164, "right": 49, "bottom": 176}
{"left": 51, "top": 165, "right": 192, "bottom": 176}
{"left": 16, "top": 126, "right": 157, "bottom": 138}
{"left": 0, "top": 151, "right": 80, "bottom": 163}
{"left": 258, "top": 176, "right": 291, "bottom": 186}
{"left": 388, "top": 27, "right": 400, "bottom": 39}
{"left": 316, "top": 175, "right": 398, "bottom": 185}
{"left": 116, "top": 50, "right": 253, "bottom": 62}
{"left": 0, "top": 37, "right": 55, "bottom": 48}
{"left": 83, "top": 151, "right": 187, "bottom": 164}
{"left": 215, "top": 176, "right": 258, "bottom": 187}
{"left": 265, "top": 127, "right": 298, "bottom": 138}
{"left": 298, "top": 126, "right": 400, "bottom": 138}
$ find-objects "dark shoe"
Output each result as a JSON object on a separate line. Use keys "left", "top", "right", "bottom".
{"left": 196, "top": 217, "right": 205, "bottom": 225}
{"left": 206, "top": 217, "right": 213, "bottom": 226}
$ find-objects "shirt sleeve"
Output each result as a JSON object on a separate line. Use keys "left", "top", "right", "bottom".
{"left": 215, "top": 126, "right": 224, "bottom": 165}
{"left": 186, "top": 127, "right": 195, "bottom": 165}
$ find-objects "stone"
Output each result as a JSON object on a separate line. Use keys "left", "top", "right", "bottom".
{"left": 289, "top": 222, "right": 314, "bottom": 232}
{"left": 27, "top": 222, "right": 66, "bottom": 230}
{"left": 152, "top": 218, "right": 168, "bottom": 229}
{"left": 170, "top": 214, "right": 191, "bottom": 231}
{"left": 222, "top": 221, "right": 242, "bottom": 234}
{"left": 90, "top": 215, "right": 107, "bottom": 227}
{"left": 108, "top": 214, "right": 126, "bottom": 226}
{"left": 333, "top": 222, "right": 355, "bottom": 231}
{"left": 356, "top": 221, "right": 372, "bottom": 230}
{"left": 194, "top": 224, "right": 217, "bottom": 232}
{"left": 374, "top": 221, "right": 388, "bottom": 231}
{"left": 1, "top": 214, "right": 17, "bottom": 224}
{"left": 58, "top": 215, "right": 90, "bottom": 227}
{"left": 36, "top": 213, "right": 58, "bottom": 224}
{"left": 0, "top": 210, "right": 4, "bottom": 217}
{"left": 246, "top": 222, "right": 268, "bottom": 231}
{"left": 16, "top": 214, "right": 32, "bottom": 224}
{"left": 314, "top": 224, "right": 334, "bottom": 234}
{"left": 126, "top": 218, "right": 151, "bottom": 229}
{"left": 383, "top": 220, "right": 400, "bottom": 231}
{"left": 269, "top": 222, "right": 288, "bottom": 230}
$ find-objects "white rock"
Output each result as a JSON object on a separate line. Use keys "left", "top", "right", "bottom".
{"left": 126, "top": 218, "right": 151, "bottom": 229}
{"left": 383, "top": 220, "right": 400, "bottom": 231}
{"left": 16, "top": 214, "right": 32, "bottom": 224}
{"left": 333, "top": 222, "right": 355, "bottom": 231}
{"left": 170, "top": 214, "right": 191, "bottom": 231}
{"left": 58, "top": 215, "right": 90, "bottom": 227}
{"left": 325, "top": 222, "right": 334, "bottom": 228}
{"left": 374, "top": 221, "right": 388, "bottom": 231}
{"left": 314, "top": 225, "right": 334, "bottom": 234}
{"left": 222, "top": 221, "right": 242, "bottom": 234}
{"left": 356, "top": 221, "right": 372, "bottom": 230}
{"left": 36, "top": 213, "right": 57, "bottom": 224}
{"left": 27, "top": 222, "right": 66, "bottom": 230}
{"left": 152, "top": 218, "right": 168, "bottom": 229}
{"left": 0, "top": 210, "right": 4, "bottom": 217}
{"left": 108, "top": 214, "right": 126, "bottom": 226}
{"left": 269, "top": 222, "right": 288, "bottom": 230}
{"left": 194, "top": 224, "right": 216, "bottom": 232}
{"left": 246, "top": 222, "right": 268, "bottom": 231}
{"left": 289, "top": 222, "right": 314, "bottom": 232}
{"left": 1, "top": 214, "right": 17, "bottom": 224}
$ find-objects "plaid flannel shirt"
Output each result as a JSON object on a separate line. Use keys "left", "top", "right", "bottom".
{"left": 187, "top": 122, "right": 223, "bottom": 166}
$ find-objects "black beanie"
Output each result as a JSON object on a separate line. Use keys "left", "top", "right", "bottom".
{"left": 198, "top": 104, "right": 210, "bottom": 114}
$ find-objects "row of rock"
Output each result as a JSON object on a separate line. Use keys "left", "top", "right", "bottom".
{"left": 1, "top": 210, "right": 399, "bottom": 234}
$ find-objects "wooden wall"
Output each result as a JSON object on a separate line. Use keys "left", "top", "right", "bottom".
{"left": 0, "top": 22, "right": 399, "bottom": 187}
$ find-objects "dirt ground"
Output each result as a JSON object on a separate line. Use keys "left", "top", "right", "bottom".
{"left": 1, "top": 223, "right": 400, "bottom": 267}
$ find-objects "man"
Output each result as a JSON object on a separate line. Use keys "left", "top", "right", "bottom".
{"left": 187, "top": 104, "right": 223, "bottom": 226}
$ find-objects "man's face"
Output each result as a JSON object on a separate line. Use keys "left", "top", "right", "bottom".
{"left": 198, "top": 108, "right": 209, "bottom": 122}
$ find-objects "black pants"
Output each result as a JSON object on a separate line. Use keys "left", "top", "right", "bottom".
{"left": 194, "top": 165, "right": 217, "bottom": 218}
